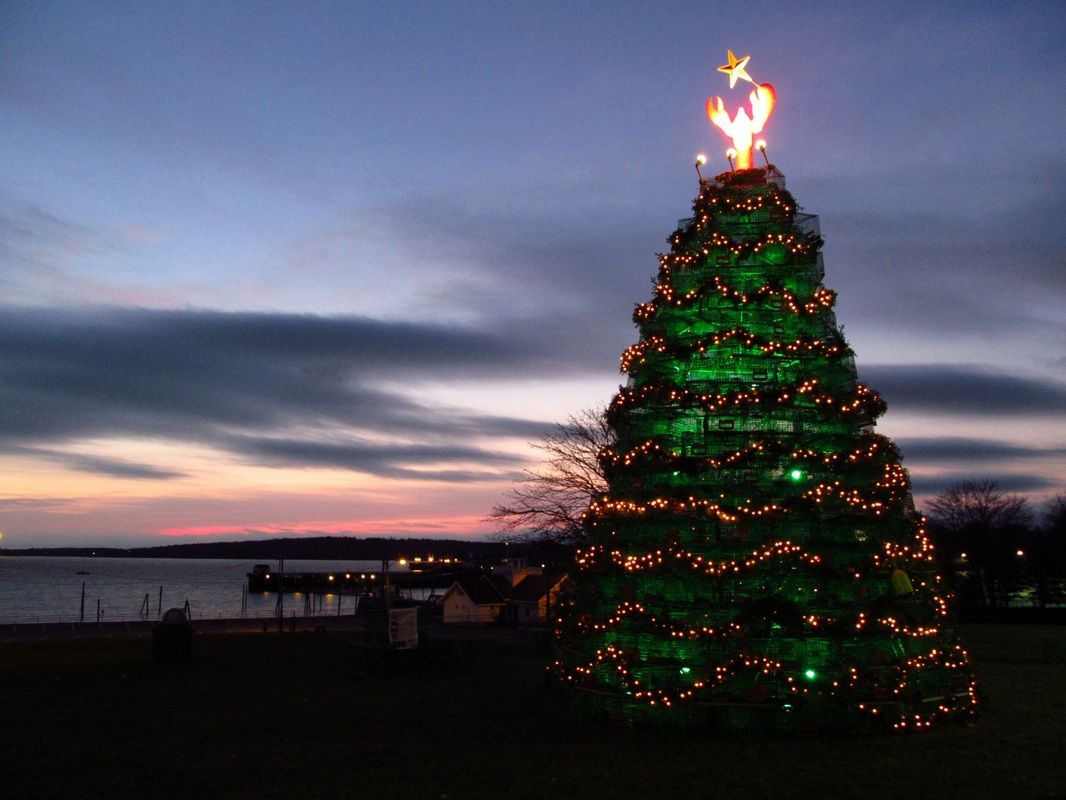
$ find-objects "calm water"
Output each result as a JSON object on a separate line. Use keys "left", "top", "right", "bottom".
{"left": 0, "top": 556, "right": 406, "bottom": 624}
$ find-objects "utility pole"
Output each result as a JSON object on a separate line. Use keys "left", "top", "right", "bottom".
{"left": 277, "top": 557, "right": 284, "bottom": 634}
{"left": 384, "top": 558, "right": 391, "bottom": 611}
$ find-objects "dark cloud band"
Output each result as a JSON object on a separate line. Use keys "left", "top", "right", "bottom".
{"left": 911, "top": 473, "right": 1058, "bottom": 495}
{"left": 862, "top": 364, "right": 1066, "bottom": 416}
{"left": 896, "top": 437, "right": 1066, "bottom": 462}
{"left": 0, "top": 306, "right": 561, "bottom": 480}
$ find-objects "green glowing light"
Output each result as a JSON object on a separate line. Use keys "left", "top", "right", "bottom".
{"left": 790, "top": 469, "right": 804, "bottom": 481}
{"left": 680, "top": 666, "right": 692, "bottom": 674}
{"left": 804, "top": 669, "right": 817, "bottom": 680}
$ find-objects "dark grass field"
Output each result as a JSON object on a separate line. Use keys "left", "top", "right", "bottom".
{"left": 1, "top": 624, "right": 1064, "bottom": 800}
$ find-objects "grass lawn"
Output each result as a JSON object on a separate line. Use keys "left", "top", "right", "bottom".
{"left": 1, "top": 623, "right": 1064, "bottom": 799}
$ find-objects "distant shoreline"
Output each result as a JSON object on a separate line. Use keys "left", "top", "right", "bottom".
{"left": 0, "top": 534, "right": 569, "bottom": 563}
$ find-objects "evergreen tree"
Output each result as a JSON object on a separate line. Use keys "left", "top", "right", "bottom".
{"left": 552, "top": 166, "right": 978, "bottom": 734}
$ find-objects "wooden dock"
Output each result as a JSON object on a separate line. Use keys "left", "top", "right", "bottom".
{"left": 245, "top": 563, "right": 462, "bottom": 594}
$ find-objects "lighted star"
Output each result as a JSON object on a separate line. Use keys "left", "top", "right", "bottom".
{"left": 717, "top": 49, "right": 753, "bottom": 89}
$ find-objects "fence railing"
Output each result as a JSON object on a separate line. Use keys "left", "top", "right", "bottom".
{"left": 0, "top": 606, "right": 360, "bottom": 627}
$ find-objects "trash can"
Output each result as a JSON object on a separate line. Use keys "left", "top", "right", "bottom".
{"left": 152, "top": 607, "right": 193, "bottom": 663}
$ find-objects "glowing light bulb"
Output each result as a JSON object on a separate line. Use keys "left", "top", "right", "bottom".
{"left": 695, "top": 153, "right": 707, "bottom": 165}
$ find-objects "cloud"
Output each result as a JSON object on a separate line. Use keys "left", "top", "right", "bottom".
{"left": 0, "top": 497, "right": 80, "bottom": 511}
{"left": 0, "top": 305, "right": 572, "bottom": 480}
{"left": 276, "top": 196, "right": 653, "bottom": 364}
{"left": 224, "top": 435, "right": 526, "bottom": 482}
{"left": 813, "top": 168, "right": 1066, "bottom": 365}
{"left": 11, "top": 447, "right": 187, "bottom": 480}
{"left": 910, "top": 473, "right": 1060, "bottom": 495}
{"left": 896, "top": 437, "right": 1066, "bottom": 462}
{"left": 860, "top": 364, "right": 1066, "bottom": 416}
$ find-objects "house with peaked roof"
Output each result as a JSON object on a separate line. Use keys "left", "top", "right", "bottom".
{"left": 505, "top": 572, "right": 569, "bottom": 625}
{"left": 441, "top": 570, "right": 570, "bottom": 626}
{"left": 441, "top": 576, "right": 508, "bottom": 624}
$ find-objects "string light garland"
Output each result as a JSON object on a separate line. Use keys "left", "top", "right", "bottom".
{"left": 620, "top": 329, "right": 848, "bottom": 373}
{"left": 601, "top": 433, "right": 899, "bottom": 475}
{"left": 634, "top": 277, "right": 836, "bottom": 322}
{"left": 608, "top": 379, "right": 887, "bottom": 422}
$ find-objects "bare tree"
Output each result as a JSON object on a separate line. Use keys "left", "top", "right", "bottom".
{"left": 489, "top": 406, "right": 612, "bottom": 546}
{"left": 925, "top": 479, "right": 1031, "bottom": 533}
{"left": 924, "top": 479, "right": 1032, "bottom": 607}
{"left": 1026, "top": 494, "right": 1066, "bottom": 608}
{"left": 1045, "top": 494, "right": 1066, "bottom": 534}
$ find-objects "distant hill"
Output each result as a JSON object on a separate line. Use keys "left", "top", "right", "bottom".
{"left": 0, "top": 535, "right": 569, "bottom": 563}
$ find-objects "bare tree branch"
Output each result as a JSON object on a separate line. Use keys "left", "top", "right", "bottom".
{"left": 488, "top": 406, "right": 612, "bottom": 546}
{"left": 924, "top": 479, "right": 1032, "bottom": 607}
{"left": 925, "top": 478, "right": 1031, "bottom": 532}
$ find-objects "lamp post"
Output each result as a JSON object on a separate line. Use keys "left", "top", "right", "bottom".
{"left": 695, "top": 153, "right": 707, "bottom": 182}
{"left": 756, "top": 139, "right": 770, "bottom": 167}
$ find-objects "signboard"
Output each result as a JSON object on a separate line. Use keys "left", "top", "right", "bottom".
{"left": 388, "top": 608, "right": 418, "bottom": 649}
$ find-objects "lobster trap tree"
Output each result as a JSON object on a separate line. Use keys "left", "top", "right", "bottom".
{"left": 551, "top": 50, "right": 978, "bottom": 735}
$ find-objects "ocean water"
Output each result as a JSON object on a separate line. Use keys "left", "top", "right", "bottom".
{"left": 0, "top": 556, "right": 405, "bottom": 624}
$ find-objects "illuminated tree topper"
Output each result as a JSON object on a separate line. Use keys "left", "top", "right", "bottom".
{"left": 708, "top": 49, "right": 776, "bottom": 170}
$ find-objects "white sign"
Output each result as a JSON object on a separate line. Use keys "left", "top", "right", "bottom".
{"left": 388, "top": 608, "right": 419, "bottom": 649}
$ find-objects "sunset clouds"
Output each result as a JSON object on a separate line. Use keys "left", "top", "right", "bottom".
{"left": 2, "top": 2, "right": 1064, "bottom": 543}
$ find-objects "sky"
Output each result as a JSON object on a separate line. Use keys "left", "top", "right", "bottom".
{"left": 1, "top": 0, "right": 1064, "bottom": 546}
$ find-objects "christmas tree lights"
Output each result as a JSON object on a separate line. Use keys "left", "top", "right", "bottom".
{"left": 552, "top": 52, "right": 978, "bottom": 735}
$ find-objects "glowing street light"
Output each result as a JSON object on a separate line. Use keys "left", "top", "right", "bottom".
{"left": 695, "top": 153, "right": 707, "bottom": 182}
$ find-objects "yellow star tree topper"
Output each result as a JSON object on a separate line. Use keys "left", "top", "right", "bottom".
{"left": 716, "top": 49, "right": 753, "bottom": 88}
{"left": 708, "top": 49, "right": 776, "bottom": 169}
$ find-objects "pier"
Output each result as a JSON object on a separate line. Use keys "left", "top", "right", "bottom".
{"left": 245, "top": 562, "right": 462, "bottom": 595}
